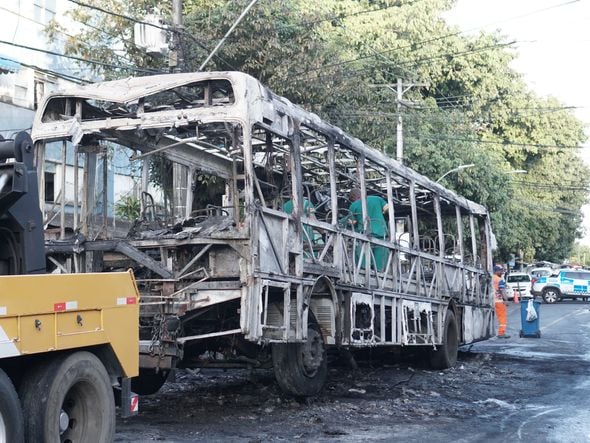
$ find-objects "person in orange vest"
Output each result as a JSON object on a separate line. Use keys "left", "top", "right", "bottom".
{"left": 493, "top": 264, "right": 510, "bottom": 338}
{"left": 492, "top": 265, "right": 510, "bottom": 338}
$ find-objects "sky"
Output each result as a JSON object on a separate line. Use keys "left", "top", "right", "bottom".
{"left": 444, "top": 0, "right": 590, "bottom": 244}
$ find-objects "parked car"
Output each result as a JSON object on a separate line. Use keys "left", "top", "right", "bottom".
{"left": 531, "top": 269, "right": 590, "bottom": 303}
{"left": 530, "top": 267, "right": 554, "bottom": 279}
{"left": 506, "top": 272, "right": 532, "bottom": 300}
{"left": 529, "top": 267, "right": 555, "bottom": 290}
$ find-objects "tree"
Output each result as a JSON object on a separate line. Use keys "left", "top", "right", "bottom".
{"left": 48, "top": 0, "right": 589, "bottom": 263}
{"left": 569, "top": 243, "right": 590, "bottom": 268}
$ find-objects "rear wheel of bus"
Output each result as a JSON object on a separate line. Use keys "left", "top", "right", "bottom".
{"left": 430, "top": 310, "right": 459, "bottom": 369}
{"left": 272, "top": 315, "right": 327, "bottom": 397}
{"left": 20, "top": 351, "right": 115, "bottom": 442}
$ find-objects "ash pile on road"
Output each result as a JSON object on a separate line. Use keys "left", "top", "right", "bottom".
{"left": 116, "top": 352, "right": 542, "bottom": 442}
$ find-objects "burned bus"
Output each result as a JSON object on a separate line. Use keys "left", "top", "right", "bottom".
{"left": 32, "top": 72, "right": 494, "bottom": 396}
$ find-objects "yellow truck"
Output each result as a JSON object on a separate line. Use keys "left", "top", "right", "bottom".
{"left": 0, "top": 132, "right": 139, "bottom": 441}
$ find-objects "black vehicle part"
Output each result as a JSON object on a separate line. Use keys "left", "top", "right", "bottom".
{"left": 131, "top": 368, "right": 170, "bottom": 395}
{"left": 0, "top": 368, "right": 24, "bottom": 442}
{"left": 0, "top": 132, "right": 45, "bottom": 275}
{"left": 430, "top": 309, "right": 459, "bottom": 369}
{"left": 20, "top": 351, "right": 115, "bottom": 442}
{"left": 272, "top": 315, "right": 328, "bottom": 397}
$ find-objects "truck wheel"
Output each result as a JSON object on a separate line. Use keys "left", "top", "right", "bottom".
{"left": 430, "top": 310, "right": 459, "bottom": 369}
{"left": 0, "top": 369, "right": 24, "bottom": 443}
{"left": 542, "top": 288, "right": 560, "bottom": 304}
{"left": 272, "top": 317, "right": 327, "bottom": 397}
{"left": 20, "top": 351, "right": 115, "bottom": 443}
{"left": 131, "top": 369, "right": 169, "bottom": 395}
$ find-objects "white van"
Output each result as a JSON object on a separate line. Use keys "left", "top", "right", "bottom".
{"left": 506, "top": 272, "right": 532, "bottom": 299}
{"left": 530, "top": 267, "right": 554, "bottom": 279}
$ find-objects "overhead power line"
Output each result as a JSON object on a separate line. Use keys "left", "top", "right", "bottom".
{"left": 67, "top": 0, "right": 238, "bottom": 71}
{"left": 284, "top": 39, "right": 517, "bottom": 89}
{"left": 0, "top": 4, "right": 149, "bottom": 70}
{"left": 69, "top": 0, "right": 422, "bottom": 40}
{"left": 0, "top": 40, "right": 162, "bottom": 75}
{"left": 198, "top": 0, "right": 425, "bottom": 41}
{"left": 414, "top": 135, "right": 583, "bottom": 150}
{"left": 0, "top": 49, "right": 92, "bottom": 84}
{"left": 67, "top": 0, "right": 168, "bottom": 30}
{"left": 283, "top": 0, "right": 578, "bottom": 109}
{"left": 511, "top": 181, "right": 589, "bottom": 192}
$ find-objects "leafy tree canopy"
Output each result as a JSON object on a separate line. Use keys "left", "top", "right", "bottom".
{"left": 49, "top": 0, "right": 589, "bottom": 263}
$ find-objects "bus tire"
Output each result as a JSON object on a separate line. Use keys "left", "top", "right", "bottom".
{"left": 430, "top": 310, "right": 459, "bottom": 370}
{"left": 0, "top": 369, "right": 24, "bottom": 443}
{"left": 20, "top": 351, "right": 115, "bottom": 443}
{"left": 131, "top": 368, "right": 169, "bottom": 395}
{"left": 272, "top": 316, "right": 327, "bottom": 397}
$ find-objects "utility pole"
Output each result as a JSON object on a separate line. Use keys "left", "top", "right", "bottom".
{"left": 394, "top": 78, "right": 429, "bottom": 164}
{"left": 372, "top": 79, "right": 428, "bottom": 164}
{"left": 396, "top": 78, "right": 403, "bottom": 164}
{"left": 170, "top": 0, "right": 184, "bottom": 72}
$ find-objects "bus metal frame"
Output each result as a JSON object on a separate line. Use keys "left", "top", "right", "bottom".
{"left": 31, "top": 71, "right": 494, "bottom": 383}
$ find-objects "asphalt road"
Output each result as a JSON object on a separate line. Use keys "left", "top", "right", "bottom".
{"left": 468, "top": 300, "right": 590, "bottom": 442}
{"left": 116, "top": 300, "right": 590, "bottom": 442}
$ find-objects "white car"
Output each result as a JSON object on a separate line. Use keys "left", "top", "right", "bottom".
{"left": 531, "top": 269, "right": 590, "bottom": 303}
{"left": 530, "top": 267, "right": 554, "bottom": 279}
{"left": 506, "top": 272, "right": 532, "bottom": 299}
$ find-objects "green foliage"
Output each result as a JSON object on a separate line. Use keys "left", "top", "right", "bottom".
{"left": 50, "top": 0, "right": 589, "bottom": 263}
{"left": 569, "top": 243, "right": 590, "bottom": 267}
{"left": 148, "top": 154, "right": 173, "bottom": 205}
{"left": 115, "top": 195, "right": 140, "bottom": 220}
{"left": 47, "top": 0, "right": 169, "bottom": 79}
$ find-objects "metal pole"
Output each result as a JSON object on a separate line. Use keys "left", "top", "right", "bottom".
{"left": 171, "top": 0, "right": 185, "bottom": 219}
{"left": 173, "top": 0, "right": 182, "bottom": 27}
{"left": 436, "top": 164, "right": 475, "bottom": 183}
{"left": 396, "top": 77, "right": 403, "bottom": 163}
{"left": 102, "top": 149, "right": 108, "bottom": 236}
{"left": 60, "top": 140, "right": 67, "bottom": 239}
{"left": 198, "top": 0, "right": 259, "bottom": 71}
{"left": 170, "top": 0, "right": 184, "bottom": 72}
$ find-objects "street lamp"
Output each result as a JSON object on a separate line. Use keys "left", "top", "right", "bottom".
{"left": 436, "top": 164, "right": 475, "bottom": 183}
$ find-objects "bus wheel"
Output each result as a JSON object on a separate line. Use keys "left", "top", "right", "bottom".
{"left": 131, "top": 368, "right": 170, "bottom": 395}
{"left": 272, "top": 317, "right": 327, "bottom": 397}
{"left": 20, "top": 351, "right": 115, "bottom": 442}
{"left": 430, "top": 310, "right": 459, "bottom": 369}
{"left": 0, "top": 369, "right": 23, "bottom": 443}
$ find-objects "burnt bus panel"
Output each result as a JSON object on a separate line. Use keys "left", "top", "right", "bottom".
{"left": 31, "top": 72, "right": 495, "bottom": 380}
{"left": 208, "top": 248, "right": 241, "bottom": 278}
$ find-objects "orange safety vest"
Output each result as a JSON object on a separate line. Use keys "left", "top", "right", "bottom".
{"left": 492, "top": 274, "right": 506, "bottom": 301}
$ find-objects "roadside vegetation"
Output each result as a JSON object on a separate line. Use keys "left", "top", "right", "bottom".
{"left": 48, "top": 0, "right": 589, "bottom": 263}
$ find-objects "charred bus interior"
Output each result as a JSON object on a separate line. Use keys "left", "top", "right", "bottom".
{"left": 34, "top": 73, "right": 494, "bottom": 396}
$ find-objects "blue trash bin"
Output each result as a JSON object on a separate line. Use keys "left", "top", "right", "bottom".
{"left": 520, "top": 299, "right": 541, "bottom": 338}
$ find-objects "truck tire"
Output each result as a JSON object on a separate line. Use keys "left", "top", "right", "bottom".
{"left": 430, "top": 310, "right": 459, "bottom": 369}
{"left": 131, "top": 368, "right": 169, "bottom": 395}
{"left": 20, "top": 351, "right": 115, "bottom": 443}
{"left": 0, "top": 369, "right": 24, "bottom": 443}
{"left": 272, "top": 317, "right": 327, "bottom": 397}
